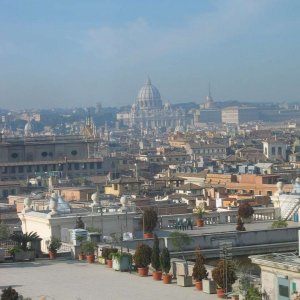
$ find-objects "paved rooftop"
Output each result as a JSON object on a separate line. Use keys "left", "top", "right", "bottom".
{"left": 1, "top": 259, "right": 219, "bottom": 300}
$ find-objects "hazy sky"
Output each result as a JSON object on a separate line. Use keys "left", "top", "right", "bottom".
{"left": 0, "top": 0, "right": 299, "bottom": 109}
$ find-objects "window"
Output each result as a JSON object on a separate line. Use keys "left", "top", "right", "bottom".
{"left": 41, "top": 152, "right": 48, "bottom": 157}
{"left": 26, "top": 166, "right": 32, "bottom": 173}
{"left": 113, "top": 184, "right": 118, "bottom": 190}
{"left": 71, "top": 150, "right": 77, "bottom": 156}
{"left": 278, "top": 147, "right": 282, "bottom": 155}
{"left": 74, "top": 163, "right": 79, "bottom": 170}
{"left": 11, "top": 153, "right": 18, "bottom": 158}
{"left": 97, "top": 162, "right": 102, "bottom": 169}
{"left": 11, "top": 166, "right": 16, "bottom": 174}
{"left": 18, "top": 166, "right": 24, "bottom": 173}
{"left": 279, "top": 285, "right": 289, "bottom": 297}
{"left": 271, "top": 147, "right": 276, "bottom": 155}
{"left": 90, "top": 162, "right": 94, "bottom": 169}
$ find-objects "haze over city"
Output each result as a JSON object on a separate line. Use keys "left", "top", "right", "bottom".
{"left": 0, "top": 0, "right": 300, "bottom": 109}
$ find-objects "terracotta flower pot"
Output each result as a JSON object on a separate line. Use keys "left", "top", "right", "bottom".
{"left": 143, "top": 233, "right": 154, "bottom": 239}
{"left": 216, "top": 288, "right": 225, "bottom": 299}
{"left": 49, "top": 251, "right": 56, "bottom": 259}
{"left": 107, "top": 259, "right": 113, "bottom": 268}
{"left": 152, "top": 271, "right": 162, "bottom": 281}
{"left": 195, "top": 280, "right": 203, "bottom": 290}
{"left": 138, "top": 267, "right": 149, "bottom": 277}
{"left": 162, "top": 274, "right": 172, "bottom": 284}
{"left": 196, "top": 219, "right": 204, "bottom": 227}
{"left": 86, "top": 255, "right": 95, "bottom": 263}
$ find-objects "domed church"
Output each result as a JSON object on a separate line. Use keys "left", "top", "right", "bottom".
{"left": 118, "top": 77, "right": 189, "bottom": 131}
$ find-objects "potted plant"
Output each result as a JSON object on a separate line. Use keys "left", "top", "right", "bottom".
{"left": 169, "top": 231, "right": 193, "bottom": 287}
{"left": 80, "top": 240, "right": 97, "bottom": 263}
{"left": 192, "top": 248, "right": 208, "bottom": 290}
{"left": 107, "top": 252, "right": 114, "bottom": 268}
{"left": 112, "top": 252, "right": 132, "bottom": 272}
{"left": 46, "top": 237, "right": 62, "bottom": 259}
{"left": 238, "top": 203, "right": 254, "bottom": 223}
{"left": 10, "top": 231, "right": 40, "bottom": 261}
{"left": 195, "top": 206, "right": 205, "bottom": 227}
{"left": 143, "top": 208, "right": 158, "bottom": 239}
{"left": 236, "top": 217, "right": 246, "bottom": 231}
{"left": 101, "top": 247, "right": 118, "bottom": 265}
{"left": 151, "top": 234, "right": 162, "bottom": 280}
{"left": 160, "top": 247, "right": 172, "bottom": 284}
{"left": 133, "top": 243, "right": 152, "bottom": 276}
{"left": 76, "top": 236, "right": 87, "bottom": 260}
{"left": 212, "top": 259, "right": 237, "bottom": 298}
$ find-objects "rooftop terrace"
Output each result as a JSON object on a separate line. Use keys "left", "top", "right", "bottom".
{"left": 0, "top": 259, "right": 218, "bottom": 300}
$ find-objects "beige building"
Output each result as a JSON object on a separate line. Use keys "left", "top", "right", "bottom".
{"left": 221, "top": 106, "right": 260, "bottom": 124}
{"left": 104, "top": 177, "right": 144, "bottom": 197}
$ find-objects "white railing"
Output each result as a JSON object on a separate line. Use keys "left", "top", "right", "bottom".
{"left": 159, "top": 207, "right": 278, "bottom": 228}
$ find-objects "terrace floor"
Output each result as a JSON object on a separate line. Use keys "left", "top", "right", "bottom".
{"left": 1, "top": 259, "right": 219, "bottom": 300}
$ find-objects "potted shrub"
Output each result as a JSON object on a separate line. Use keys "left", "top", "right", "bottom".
{"left": 10, "top": 231, "right": 40, "bottom": 261}
{"left": 133, "top": 243, "right": 152, "bottom": 276}
{"left": 101, "top": 247, "right": 118, "bottom": 265}
{"left": 195, "top": 206, "right": 205, "bottom": 227}
{"left": 212, "top": 259, "right": 237, "bottom": 298}
{"left": 238, "top": 203, "right": 254, "bottom": 223}
{"left": 160, "top": 247, "right": 172, "bottom": 284}
{"left": 192, "top": 248, "right": 208, "bottom": 291}
{"left": 46, "top": 237, "right": 62, "bottom": 259}
{"left": 169, "top": 231, "right": 193, "bottom": 287}
{"left": 151, "top": 234, "right": 162, "bottom": 280}
{"left": 107, "top": 252, "right": 114, "bottom": 268}
{"left": 236, "top": 217, "right": 246, "bottom": 231}
{"left": 80, "top": 240, "right": 97, "bottom": 263}
{"left": 143, "top": 208, "right": 158, "bottom": 239}
{"left": 112, "top": 252, "right": 132, "bottom": 272}
{"left": 76, "top": 236, "right": 87, "bottom": 260}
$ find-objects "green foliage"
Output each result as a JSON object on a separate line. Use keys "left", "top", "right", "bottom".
{"left": 1, "top": 286, "right": 32, "bottom": 300}
{"left": 86, "top": 227, "right": 99, "bottom": 233}
{"left": 192, "top": 248, "right": 208, "bottom": 281}
{"left": 143, "top": 208, "right": 158, "bottom": 234}
{"left": 80, "top": 240, "right": 97, "bottom": 255}
{"left": 151, "top": 234, "right": 161, "bottom": 271}
{"left": 245, "top": 286, "right": 262, "bottom": 300}
{"left": 46, "top": 237, "right": 62, "bottom": 253}
{"left": 160, "top": 247, "right": 171, "bottom": 274}
{"left": 272, "top": 219, "right": 288, "bottom": 229}
{"left": 212, "top": 259, "right": 237, "bottom": 290}
{"left": 134, "top": 243, "right": 152, "bottom": 268}
{"left": 238, "top": 203, "right": 254, "bottom": 219}
{"left": 10, "top": 232, "right": 40, "bottom": 251}
{"left": 169, "top": 231, "right": 192, "bottom": 253}
{"left": 0, "top": 224, "right": 10, "bottom": 240}
{"left": 1, "top": 286, "right": 19, "bottom": 300}
{"left": 112, "top": 252, "right": 132, "bottom": 264}
{"left": 101, "top": 247, "right": 118, "bottom": 260}
{"left": 8, "top": 246, "right": 21, "bottom": 255}
{"left": 195, "top": 206, "right": 204, "bottom": 219}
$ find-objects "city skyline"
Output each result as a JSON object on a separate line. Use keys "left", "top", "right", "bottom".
{"left": 0, "top": 0, "right": 300, "bottom": 109}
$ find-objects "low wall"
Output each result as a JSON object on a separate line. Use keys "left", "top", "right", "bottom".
{"left": 123, "top": 227, "right": 300, "bottom": 259}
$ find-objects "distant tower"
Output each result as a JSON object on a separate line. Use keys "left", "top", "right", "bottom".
{"left": 204, "top": 83, "right": 214, "bottom": 109}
